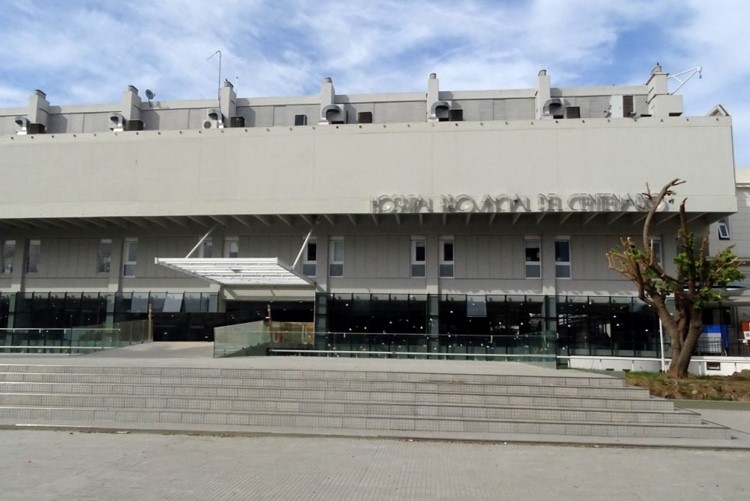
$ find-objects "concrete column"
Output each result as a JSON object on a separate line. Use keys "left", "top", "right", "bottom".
{"left": 6, "top": 293, "right": 17, "bottom": 329}
{"left": 108, "top": 237, "right": 124, "bottom": 293}
{"left": 105, "top": 293, "right": 116, "bottom": 329}
{"left": 6, "top": 239, "right": 28, "bottom": 330}
{"left": 220, "top": 81, "right": 237, "bottom": 121}
{"left": 427, "top": 293, "right": 440, "bottom": 357}
{"left": 28, "top": 90, "right": 49, "bottom": 130}
{"left": 314, "top": 293, "right": 328, "bottom": 347}
{"left": 541, "top": 234, "right": 557, "bottom": 297}
{"left": 316, "top": 227, "right": 330, "bottom": 293}
{"left": 426, "top": 73, "right": 439, "bottom": 121}
{"left": 122, "top": 86, "right": 142, "bottom": 122}
{"left": 535, "top": 70, "right": 551, "bottom": 119}
{"left": 646, "top": 64, "right": 683, "bottom": 117}
{"left": 426, "top": 235, "right": 441, "bottom": 357}
{"left": 646, "top": 64, "right": 668, "bottom": 97}
{"left": 8, "top": 239, "right": 26, "bottom": 293}
{"left": 318, "top": 77, "right": 342, "bottom": 124}
{"left": 425, "top": 233, "right": 439, "bottom": 296}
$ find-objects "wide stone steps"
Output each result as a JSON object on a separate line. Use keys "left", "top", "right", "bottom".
{"left": 0, "top": 373, "right": 650, "bottom": 399}
{"left": 0, "top": 405, "right": 725, "bottom": 439}
{"left": 0, "top": 365, "right": 628, "bottom": 386}
{"left": 0, "top": 393, "right": 698, "bottom": 424}
{"left": 0, "top": 382, "right": 674, "bottom": 410}
{"left": 0, "top": 365, "right": 731, "bottom": 440}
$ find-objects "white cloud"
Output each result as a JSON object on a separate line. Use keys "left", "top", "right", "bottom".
{"left": 0, "top": 0, "right": 747, "bottom": 163}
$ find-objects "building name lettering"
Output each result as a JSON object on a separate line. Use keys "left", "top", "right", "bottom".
{"left": 372, "top": 193, "right": 661, "bottom": 214}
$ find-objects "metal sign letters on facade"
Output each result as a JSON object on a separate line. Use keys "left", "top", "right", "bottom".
{"left": 371, "top": 193, "right": 661, "bottom": 214}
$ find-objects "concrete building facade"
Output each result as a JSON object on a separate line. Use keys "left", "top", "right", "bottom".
{"left": 0, "top": 65, "right": 741, "bottom": 356}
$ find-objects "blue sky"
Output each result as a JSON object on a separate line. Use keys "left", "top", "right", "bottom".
{"left": 1, "top": 0, "right": 748, "bottom": 165}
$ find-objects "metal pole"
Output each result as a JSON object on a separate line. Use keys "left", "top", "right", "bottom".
{"left": 659, "top": 318, "right": 666, "bottom": 372}
{"left": 185, "top": 225, "right": 218, "bottom": 258}
{"left": 207, "top": 50, "right": 222, "bottom": 100}
{"left": 293, "top": 226, "right": 316, "bottom": 269}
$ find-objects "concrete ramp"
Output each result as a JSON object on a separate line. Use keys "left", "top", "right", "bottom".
{"left": 85, "top": 342, "right": 214, "bottom": 359}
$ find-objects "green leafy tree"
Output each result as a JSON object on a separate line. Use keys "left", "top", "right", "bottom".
{"left": 606, "top": 179, "right": 744, "bottom": 379}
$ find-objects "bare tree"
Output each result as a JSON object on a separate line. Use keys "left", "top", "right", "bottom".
{"left": 606, "top": 179, "right": 744, "bottom": 378}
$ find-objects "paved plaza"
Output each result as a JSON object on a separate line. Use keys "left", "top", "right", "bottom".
{"left": 1, "top": 430, "right": 748, "bottom": 500}
{"left": 2, "top": 343, "right": 750, "bottom": 499}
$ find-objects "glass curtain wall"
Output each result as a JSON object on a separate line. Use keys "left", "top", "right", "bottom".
{"left": 556, "top": 296, "right": 660, "bottom": 357}
{"left": 317, "top": 293, "right": 720, "bottom": 358}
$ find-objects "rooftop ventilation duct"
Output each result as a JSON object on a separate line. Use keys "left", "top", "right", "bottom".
{"left": 14, "top": 116, "right": 29, "bottom": 135}
{"left": 109, "top": 112, "right": 125, "bottom": 131}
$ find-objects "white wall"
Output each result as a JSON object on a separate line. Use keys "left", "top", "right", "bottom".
{"left": 0, "top": 117, "right": 736, "bottom": 219}
{"left": 566, "top": 355, "right": 750, "bottom": 376}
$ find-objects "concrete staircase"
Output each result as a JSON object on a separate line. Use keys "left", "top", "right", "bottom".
{"left": 0, "top": 364, "right": 730, "bottom": 440}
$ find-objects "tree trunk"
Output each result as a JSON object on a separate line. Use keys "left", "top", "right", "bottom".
{"left": 667, "top": 309, "right": 702, "bottom": 378}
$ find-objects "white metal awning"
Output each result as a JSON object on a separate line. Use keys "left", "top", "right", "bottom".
{"left": 154, "top": 257, "right": 314, "bottom": 287}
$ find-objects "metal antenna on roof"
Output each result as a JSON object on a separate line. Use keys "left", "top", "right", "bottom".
{"left": 207, "top": 50, "right": 222, "bottom": 103}
{"left": 668, "top": 65, "right": 703, "bottom": 95}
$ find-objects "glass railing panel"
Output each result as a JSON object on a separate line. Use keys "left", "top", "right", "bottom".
{"left": 214, "top": 325, "right": 557, "bottom": 368}
{"left": 0, "top": 320, "right": 150, "bottom": 355}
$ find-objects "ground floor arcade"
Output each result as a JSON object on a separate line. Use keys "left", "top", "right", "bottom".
{"left": 2, "top": 291, "right": 748, "bottom": 357}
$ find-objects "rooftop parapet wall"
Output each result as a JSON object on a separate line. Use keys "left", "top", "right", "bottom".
{"left": 0, "top": 83, "right": 651, "bottom": 136}
{"left": 0, "top": 116, "right": 735, "bottom": 219}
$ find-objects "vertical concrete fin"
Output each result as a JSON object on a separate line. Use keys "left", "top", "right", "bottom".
{"left": 220, "top": 80, "right": 237, "bottom": 121}
{"left": 22, "top": 90, "right": 50, "bottom": 133}
{"left": 535, "top": 70, "right": 551, "bottom": 119}
{"left": 122, "top": 85, "right": 142, "bottom": 122}
{"left": 319, "top": 77, "right": 343, "bottom": 124}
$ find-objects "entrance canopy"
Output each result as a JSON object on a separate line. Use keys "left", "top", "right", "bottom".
{"left": 154, "top": 258, "right": 314, "bottom": 287}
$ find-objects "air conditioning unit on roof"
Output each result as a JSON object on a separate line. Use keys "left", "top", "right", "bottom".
{"left": 203, "top": 109, "right": 224, "bottom": 129}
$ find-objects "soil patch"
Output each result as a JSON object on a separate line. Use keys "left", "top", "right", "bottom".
{"left": 625, "top": 370, "right": 750, "bottom": 401}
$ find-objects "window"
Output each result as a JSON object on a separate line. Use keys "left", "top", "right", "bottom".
{"left": 439, "top": 237, "right": 454, "bottom": 278}
{"left": 1, "top": 240, "right": 15, "bottom": 274}
{"left": 199, "top": 237, "right": 213, "bottom": 258}
{"left": 294, "top": 114, "right": 307, "bottom": 126}
{"left": 96, "top": 239, "right": 112, "bottom": 273}
{"left": 27, "top": 239, "right": 40, "bottom": 273}
{"left": 448, "top": 109, "right": 463, "bottom": 121}
{"left": 329, "top": 237, "right": 344, "bottom": 277}
{"left": 122, "top": 238, "right": 137, "bottom": 277}
{"left": 303, "top": 239, "right": 317, "bottom": 277}
{"left": 525, "top": 237, "right": 541, "bottom": 278}
{"left": 718, "top": 218, "right": 730, "bottom": 240}
{"left": 555, "top": 238, "right": 571, "bottom": 278}
{"left": 411, "top": 237, "right": 426, "bottom": 277}
{"left": 224, "top": 237, "right": 239, "bottom": 258}
{"left": 357, "top": 111, "right": 373, "bottom": 124}
{"left": 650, "top": 238, "right": 663, "bottom": 268}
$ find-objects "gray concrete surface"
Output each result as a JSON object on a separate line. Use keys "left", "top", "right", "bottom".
{"left": 2, "top": 343, "right": 750, "bottom": 499}
{"left": 0, "top": 430, "right": 748, "bottom": 501}
{"left": 679, "top": 406, "right": 750, "bottom": 436}
{"left": 2, "top": 342, "right": 750, "bottom": 449}
{"left": 0, "top": 342, "right": 572, "bottom": 375}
